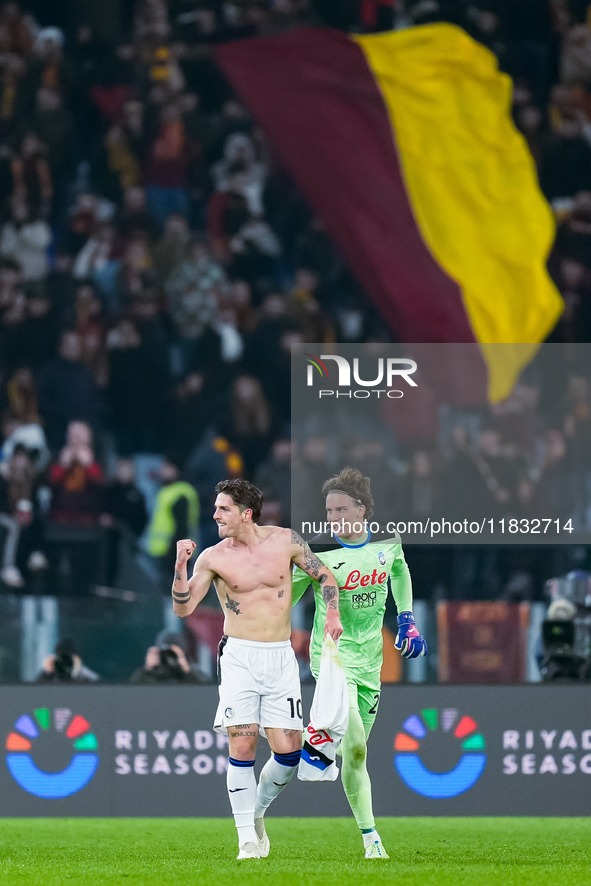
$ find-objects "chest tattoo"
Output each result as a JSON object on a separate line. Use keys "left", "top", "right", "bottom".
{"left": 278, "top": 589, "right": 284, "bottom": 598}
{"left": 224, "top": 593, "right": 241, "bottom": 615}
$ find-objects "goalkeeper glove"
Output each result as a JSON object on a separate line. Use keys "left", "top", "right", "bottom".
{"left": 394, "top": 611, "right": 427, "bottom": 659}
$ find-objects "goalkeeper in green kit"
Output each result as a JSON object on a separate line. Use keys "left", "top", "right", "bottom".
{"left": 292, "top": 467, "right": 427, "bottom": 860}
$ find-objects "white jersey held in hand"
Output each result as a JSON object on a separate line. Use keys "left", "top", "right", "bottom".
{"left": 298, "top": 635, "right": 349, "bottom": 781}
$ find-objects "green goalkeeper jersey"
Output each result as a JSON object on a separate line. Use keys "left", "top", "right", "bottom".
{"left": 291, "top": 533, "right": 412, "bottom": 686}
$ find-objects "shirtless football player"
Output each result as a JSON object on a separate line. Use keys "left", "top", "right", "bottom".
{"left": 172, "top": 478, "right": 343, "bottom": 859}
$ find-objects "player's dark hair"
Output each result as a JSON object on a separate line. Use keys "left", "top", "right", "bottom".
{"left": 322, "top": 467, "right": 374, "bottom": 519}
{"left": 215, "top": 478, "right": 264, "bottom": 522}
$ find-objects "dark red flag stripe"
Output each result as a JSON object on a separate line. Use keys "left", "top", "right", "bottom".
{"left": 215, "top": 27, "right": 479, "bottom": 345}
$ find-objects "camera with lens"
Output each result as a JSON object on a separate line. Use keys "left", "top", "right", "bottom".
{"left": 159, "top": 645, "right": 180, "bottom": 671}
{"left": 53, "top": 652, "right": 75, "bottom": 679}
{"left": 541, "top": 571, "right": 591, "bottom": 682}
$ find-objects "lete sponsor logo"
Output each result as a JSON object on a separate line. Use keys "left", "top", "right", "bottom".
{"left": 394, "top": 708, "right": 486, "bottom": 798}
{"left": 6, "top": 708, "right": 99, "bottom": 799}
{"left": 340, "top": 569, "right": 387, "bottom": 590}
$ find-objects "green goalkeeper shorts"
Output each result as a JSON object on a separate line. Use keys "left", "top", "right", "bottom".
{"left": 346, "top": 677, "right": 381, "bottom": 737}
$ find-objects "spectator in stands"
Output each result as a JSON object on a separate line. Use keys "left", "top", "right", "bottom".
{"left": 45, "top": 420, "right": 104, "bottom": 594}
{"left": 23, "top": 27, "right": 73, "bottom": 110}
{"left": 0, "top": 196, "right": 51, "bottom": 281}
{"left": 22, "top": 290, "right": 60, "bottom": 371}
{"left": 473, "top": 425, "right": 518, "bottom": 519}
{"left": 129, "top": 642, "right": 205, "bottom": 683}
{"left": 100, "top": 457, "right": 148, "bottom": 588}
{"left": 0, "top": 259, "right": 21, "bottom": 307}
{"left": 167, "top": 372, "right": 214, "bottom": 462}
{"left": 0, "top": 443, "right": 45, "bottom": 588}
{"left": 531, "top": 428, "right": 575, "bottom": 521}
{"left": 0, "top": 3, "right": 33, "bottom": 57}
{"left": 539, "top": 111, "right": 591, "bottom": 203}
{"left": 106, "top": 316, "right": 169, "bottom": 455}
{"left": 70, "top": 282, "right": 108, "bottom": 385}
{"left": 38, "top": 330, "right": 103, "bottom": 449}
{"left": 397, "top": 448, "right": 440, "bottom": 525}
{"left": 152, "top": 211, "right": 190, "bottom": 284}
{"left": 48, "top": 420, "right": 103, "bottom": 526}
{"left": 102, "top": 100, "right": 144, "bottom": 198}
{"left": 1, "top": 409, "right": 49, "bottom": 469}
{"left": 228, "top": 206, "right": 282, "bottom": 282}
{"left": 61, "top": 193, "right": 100, "bottom": 260}
{"left": 35, "top": 637, "right": 100, "bottom": 683}
{"left": 212, "top": 132, "right": 267, "bottom": 217}
{"left": 287, "top": 267, "right": 335, "bottom": 342}
{"left": 116, "top": 186, "right": 158, "bottom": 245}
{"left": 165, "top": 235, "right": 226, "bottom": 354}
{"left": 11, "top": 132, "right": 53, "bottom": 218}
{"left": 253, "top": 437, "right": 292, "bottom": 526}
{"left": 5, "top": 366, "right": 39, "bottom": 424}
{"left": 101, "top": 458, "right": 147, "bottom": 538}
{"left": 562, "top": 374, "right": 591, "bottom": 525}
{"left": 292, "top": 435, "right": 332, "bottom": 526}
{"left": 96, "top": 236, "right": 156, "bottom": 317}
{"left": 557, "top": 256, "right": 591, "bottom": 342}
{"left": 29, "top": 86, "right": 74, "bottom": 194}
{"left": 0, "top": 287, "right": 29, "bottom": 373}
{"left": 225, "top": 374, "right": 273, "bottom": 475}
{"left": 72, "top": 222, "right": 116, "bottom": 283}
{"left": 144, "top": 101, "right": 195, "bottom": 227}
{"left": 146, "top": 455, "right": 199, "bottom": 580}
{"left": 555, "top": 190, "right": 591, "bottom": 267}
{"left": 560, "top": 22, "right": 591, "bottom": 85}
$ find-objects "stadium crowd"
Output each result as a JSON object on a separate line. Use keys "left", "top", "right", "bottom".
{"left": 0, "top": 0, "right": 591, "bottom": 630}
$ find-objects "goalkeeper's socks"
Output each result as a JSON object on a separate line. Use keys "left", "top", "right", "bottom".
{"left": 362, "top": 828, "right": 380, "bottom": 849}
{"left": 227, "top": 757, "right": 257, "bottom": 845}
{"left": 254, "top": 750, "right": 301, "bottom": 818}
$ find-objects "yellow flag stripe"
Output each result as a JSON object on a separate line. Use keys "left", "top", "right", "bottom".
{"left": 354, "top": 24, "right": 563, "bottom": 401}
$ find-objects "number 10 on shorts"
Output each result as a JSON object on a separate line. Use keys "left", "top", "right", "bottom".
{"left": 287, "top": 697, "right": 303, "bottom": 719}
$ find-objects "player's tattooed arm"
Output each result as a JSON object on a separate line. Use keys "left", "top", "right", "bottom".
{"left": 318, "top": 570, "right": 338, "bottom": 610}
{"left": 224, "top": 593, "right": 241, "bottom": 615}
{"left": 172, "top": 569, "right": 191, "bottom": 605}
{"left": 321, "top": 580, "right": 338, "bottom": 611}
{"left": 290, "top": 529, "right": 325, "bottom": 579}
{"left": 290, "top": 528, "right": 342, "bottom": 638}
{"left": 322, "top": 575, "right": 343, "bottom": 641}
{"left": 172, "top": 542, "right": 214, "bottom": 618}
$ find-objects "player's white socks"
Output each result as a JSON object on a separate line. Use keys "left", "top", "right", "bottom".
{"left": 227, "top": 757, "right": 257, "bottom": 846}
{"left": 254, "top": 750, "right": 301, "bottom": 819}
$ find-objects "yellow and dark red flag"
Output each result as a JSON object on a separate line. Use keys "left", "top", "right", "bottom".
{"left": 215, "top": 24, "right": 563, "bottom": 401}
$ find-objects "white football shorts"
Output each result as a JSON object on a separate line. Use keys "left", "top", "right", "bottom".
{"left": 214, "top": 636, "right": 303, "bottom": 734}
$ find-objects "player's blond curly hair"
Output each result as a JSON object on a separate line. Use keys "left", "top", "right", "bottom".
{"left": 322, "top": 467, "right": 374, "bottom": 519}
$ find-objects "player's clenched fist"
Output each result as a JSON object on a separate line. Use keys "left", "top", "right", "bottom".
{"left": 176, "top": 539, "right": 196, "bottom": 566}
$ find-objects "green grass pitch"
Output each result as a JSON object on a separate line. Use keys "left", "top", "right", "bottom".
{"left": 0, "top": 818, "right": 590, "bottom": 886}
